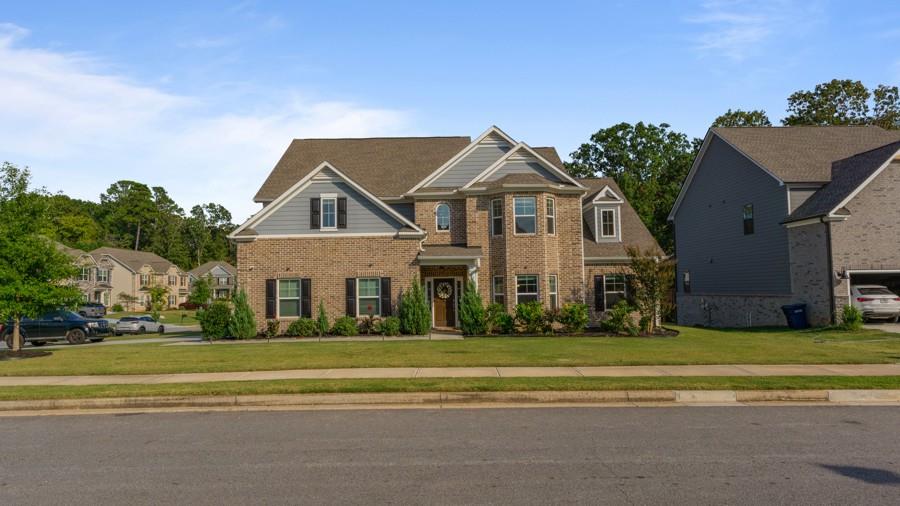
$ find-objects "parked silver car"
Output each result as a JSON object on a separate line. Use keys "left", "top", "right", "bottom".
{"left": 114, "top": 316, "right": 165, "bottom": 335}
{"left": 851, "top": 285, "right": 900, "bottom": 322}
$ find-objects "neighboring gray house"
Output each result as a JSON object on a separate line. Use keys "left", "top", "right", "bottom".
{"left": 189, "top": 261, "right": 237, "bottom": 299}
{"left": 669, "top": 126, "right": 900, "bottom": 327}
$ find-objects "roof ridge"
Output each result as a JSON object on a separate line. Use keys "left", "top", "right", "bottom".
{"left": 291, "top": 135, "right": 471, "bottom": 141}
{"left": 833, "top": 139, "right": 900, "bottom": 164}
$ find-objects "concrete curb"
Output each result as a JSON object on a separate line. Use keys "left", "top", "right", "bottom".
{"left": 1, "top": 389, "right": 899, "bottom": 414}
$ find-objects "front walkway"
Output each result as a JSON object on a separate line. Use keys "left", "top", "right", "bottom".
{"left": 2, "top": 363, "right": 899, "bottom": 387}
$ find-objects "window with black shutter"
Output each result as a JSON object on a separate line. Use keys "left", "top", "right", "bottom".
{"left": 265, "top": 279, "right": 277, "bottom": 319}
{"left": 300, "top": 278, "right": 312, "bottom": 318}
{"left": 345, "top": 278, "right": 356, "bottom": 316}
{"left": 380, "top": 277, "right": 391, "bottom": 316}
{"left": 310, "top": 197, "right": 321, "bottom": 229}
{"left": 337, "top": 197, "right": 347, "bottom": 229}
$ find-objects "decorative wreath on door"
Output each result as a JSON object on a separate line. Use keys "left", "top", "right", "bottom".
{"left": 436, "top": 282, "right": 453, "bottom": 299}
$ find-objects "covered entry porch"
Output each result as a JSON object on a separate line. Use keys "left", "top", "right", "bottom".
{"left": 418, "top": 246, "right": 481, "bottom": 329}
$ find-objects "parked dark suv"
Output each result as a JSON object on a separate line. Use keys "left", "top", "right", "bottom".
{"left": 78, "top": 302, "right": 107, "bottom": 318}
{"left": 1, "top": 310, "right": 109, "bottom": 348}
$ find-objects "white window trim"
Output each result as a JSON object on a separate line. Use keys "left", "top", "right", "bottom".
{"left": 603, "top": 274, "right": 626, "bottom": 311}
{"left": 356, "top": 277, "right": 381, "bottom": 317}
{"left": 97, "top": 268, "right": 109, "bottom": 283}
{"left": 491, "top": 198, "right": 503, "bottom": 236}
{"left": 435, "top": 202, "right": 451, "bottom": 233}
{"left": 546, "top": 197, "right": 556, "bottom": 236}
{"left": 515, "top": 274, "right": 539, "bottom": 304}
{"left": 492, "top": 275, "right": 505, "bottom": 304}
{"left": 320, "top": 193, "right": 338, "bottom": 231}
{"left": 277, "top": 278, "right": 302, "bottom": 319}
{"left": 513, "top": 196, "right": 537, "bottom": 236}
{"left": 597, "top": 206, "right": 620, "bottom": 239}
{"left": 548, "top": 274, "right": 558, "bottom": 309}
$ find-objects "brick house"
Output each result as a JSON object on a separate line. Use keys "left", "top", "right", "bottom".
{"left": 669, "top": 126, "right": 900, "bottom": 327}
{"left": 230, "top": 126, "right": 660, "bottom": 331}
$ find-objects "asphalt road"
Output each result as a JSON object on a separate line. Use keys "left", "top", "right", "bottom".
{"left": 2, "top": 406, "right": 899, "bottom": 505}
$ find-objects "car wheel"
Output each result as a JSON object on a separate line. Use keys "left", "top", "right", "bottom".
{"left": 115, "top": 332, "right": 122, "bottom": 336}
{"left": 893, "top": 316, "right": 899, "bottom": 324}
{"left": 3, "top": 333, "right": 12, "bottom": 349}
{"left": 158, "top": 326, "right": 165, "bottom": 334}
{"left": 138, "top": 326, "right": 146, "bottom": 335}
{"left": 78, "top": 311, "right": 87, "bottom": 317}
{"left": 90, "top": 338, "right": 105, "bottom": 343}
{"left": 66, "top": 329, "right": 87, "bottom": 345}
{"left": 30, "top": 341, "right": 46, "bottom": 347}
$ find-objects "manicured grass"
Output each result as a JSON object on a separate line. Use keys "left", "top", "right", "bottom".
{"left": 1, "top": 376, "right": 900, "bottom": 401}
{"left": 107, "top": 310, "right": 199, "bottom": 325}
{"left": 105, "top": 331, "right": 198, "bottom": 342}
{"left": 0, "top": 326, "right": 899, "bottom": 377}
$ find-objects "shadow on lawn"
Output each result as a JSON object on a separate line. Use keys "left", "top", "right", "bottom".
{"left": 0, "top": 350, "right": 52, "bottom": 361}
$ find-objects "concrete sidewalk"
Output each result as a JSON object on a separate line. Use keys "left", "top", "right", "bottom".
{"left": 1, "top": 363, "right": 899, "bottom": 387}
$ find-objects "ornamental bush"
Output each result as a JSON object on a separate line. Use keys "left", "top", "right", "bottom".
{"left": 841, "top": 305, "right": 864, "bottom": 331}
{"left": 399, "top": 278, "right": 431, "bottom": 335}
{"left": 377, "top": 316, "right": 401, "bottom": 336}
{"left": 496, "top": 312, "right": 516, "bottom": 335}
{"left": 558, "top": 302, "right": 589, "bottom": 334}
{"left": 228, "top": 289, "right": 257, "bottom": 339}
{"left": 459, "top": 283, "right": 486, "bottom": 336}
{"left": 332, "top": 316, "right": 359, "bottom": 336}
{"left": 316, "top": 301, "right": 329, "bottom": 337}
{"left": 286, "top": 318, "right": 318, "bottom": 337}
{"left": 199, "top": 300, "right": 232, "bottom": 340}
{"left": 484, "top": 303, "right": 506, "bottom": 335}
{"left": 111, "top": 303, "right": 124, "bottom": 313}
{"left": 601, "top": 300, "right": 638, "bottom": 336}
{"left": 515, "top": 301, "right": 545, "bottom": 335}
{"left": 264, "top": 319, "right": 280, "bottom": 339}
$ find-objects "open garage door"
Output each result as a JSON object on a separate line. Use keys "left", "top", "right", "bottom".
{"left": 850, "top": 271, "right": 900, "bottom": 295}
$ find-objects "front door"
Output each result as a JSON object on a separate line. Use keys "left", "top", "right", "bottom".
{"left": 432, "top": 278, "right": 456, "bottom": 328}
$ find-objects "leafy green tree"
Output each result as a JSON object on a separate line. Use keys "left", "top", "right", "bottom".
{"left": 228, "top": 289, "right": 257, "bottom": 338}
{"left": 782, "top": 79, "right": 900, "bottom": 129}
{"left": 99, "top": 180, "right": 156, "bottom": 250}
{"left": 316, "top": 300, "right": 329, "bottom": 337}
{"left": 566, "top": 122, "right": 699, "bottom": 252}
{"left": 189, "top": 276, "right": 212, "bottom": 306}
{"left": 873, "top": 85, "right": 900, "bottom": 130}
{"left": 147, "top": 284, "right": 169, "bottom": 320}
{"left": 458, "top": 282, "right": 486, "bottom": 336}
{"left": 183, "top": 203, "right": 235, "bottom": 267}
{"left": 626, "top": 246, "right": 675, "bottom": 334}
{"left": 0, "top": 163, "right": 82, "bottom": 352}
{"left": 146, "top": 187, "right": 190, "bottom": 268}
{"left": 399, "top": 278, "right": 430, "bottom": 335}
{"left": 712, "top": 109, "right": 771, "bottom": 127}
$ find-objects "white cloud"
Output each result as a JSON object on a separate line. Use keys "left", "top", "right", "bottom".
{"left": 686, "top": 0, "right": 824, "bottom": 61}
{"left": 0, "top": 23, "right": 412, "bottom": 222}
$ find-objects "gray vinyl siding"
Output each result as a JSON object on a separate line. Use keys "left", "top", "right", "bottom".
{"left": 254, "top": 180, "right": 404, "bottom": 235}
{"left": 484, "top": 160, "right": 562, "bottom": 182}
{"left": 788, "top": 186, "right": 822, "bottom": 213}
{"left": 389, "top": 203, "right": 415, "bottom": 222}
{"left": 428, "top": 143, "right": 510, "bottom": 187}
{"left": 674, "top": 135, "right": 791, "bottom": 295}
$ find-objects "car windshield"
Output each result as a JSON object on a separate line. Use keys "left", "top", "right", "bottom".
{"left": 120, "top": 317, "right": 137, "bottom": 322}
{"left": 858, "top": 287, "right": 895, "bottom": 295}
{"left": 141, "top": 316, "right": 156, "bottom": 322}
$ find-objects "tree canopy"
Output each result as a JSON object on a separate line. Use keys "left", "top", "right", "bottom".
{"left": 712, "top": 109, "right": 772, "bottom": 127}
{"left": 782, "top": 79, "right": 900, "bottom": 129}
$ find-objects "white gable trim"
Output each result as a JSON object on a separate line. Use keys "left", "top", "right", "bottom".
{"left": 590, "top": 185, "right": 624, "bottom": 204}
{"left": 229, "top": 161, "right": 425, "bottom": 239}
{"left": 668, "top": 130, "right": 784, "bottom": 221}
{"left": 827, "top": 147, "right": 900, "bottom": 218}
{"left": 407, "top": 126, "right": 517, "bottom": 193}
{"left": 461, "top": 142, "right": 586, "bottom": 190}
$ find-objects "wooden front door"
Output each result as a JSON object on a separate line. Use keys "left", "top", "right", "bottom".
{"left": 432, "top": 278, "right": 456, "bottom": 328}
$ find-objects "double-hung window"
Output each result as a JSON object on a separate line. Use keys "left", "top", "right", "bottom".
{"left": 743, "top": 204, "right": 754, "bottom": 235}
{"left": 548, "top": 275, "right": 558, "bottom": 309}
{"left": 435, "top": 203, "right": 450, "bottom": 231}
{"left": 682, "top": 271, "right": 692, "bottom": 294}
{"left": 96, "top": 268, "right": 109, "bottom": 283}
{"left": 492, "top": 276, "right": 505, "bottom": 305}
{"left": 140, "top": 274, "right": 150, "bottom": 286}
{"left": 79, "top": 267, "right": 91, "bottom": 282}
{"left": 491, "top": 198, "right": 503, "bottom": 236}
{"left": 545, "top": 198, "right": 556, "bottom": 235}
{"left": 168, "top": 275, "right": 177, "bottom": 286}
{"left": 514, "top": 197, "right": 536, "bottom": 234}
{"left": 516, "top": 275, "right": 539, "bottom": 304}
{"left": 600, "top": 208, "right": 617, "bottom": 238}
{"left": 278, "top": 279, "right": 301, "bottom": 318}
{"left": 321, "top": 196, "right": 337, "bottom": 230}
{"left": 603, "top": 275, "right": 626, "bottom": 310}
{"left": 357, "top": 278, "right": 381, "bottom": 316}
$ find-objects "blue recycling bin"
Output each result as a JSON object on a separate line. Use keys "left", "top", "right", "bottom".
{"left": 781, "top": 303, "right": 809, "bottom": 329}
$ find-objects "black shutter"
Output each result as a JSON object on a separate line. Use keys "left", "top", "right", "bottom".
{"left": 265, "top": 279, "right": 277, "bottom": 319}
{"left": 310, "top": 198, "right": 320, "bottom": 229}
{"left": 380, "top": 277, "right": 392, "bottom": 316}
{"left": 300, "top": 278, "right": 312, "bottom": 318}
{"left": 337, "top": 197, "right": 347, "bottom": 229}
{"left": 593, "top": 275, "right": 605, "bottom": 312}
{"left": 345, "top": 278, "right": 356, "bottom": 317}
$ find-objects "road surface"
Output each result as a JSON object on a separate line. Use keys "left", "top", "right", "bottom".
{"left": 2, "top": 406, "right": 898, "bottom": 504}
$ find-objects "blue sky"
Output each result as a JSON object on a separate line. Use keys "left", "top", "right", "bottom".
{"left": 2, "top": 0, "right": 899, "bottom": 221}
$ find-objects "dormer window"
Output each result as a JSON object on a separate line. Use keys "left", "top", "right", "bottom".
{"left": 321, "top": 196, "right": 337, "bottom": 230}
{"left": 599, "top": 208, "right": 617, "bottom": 238}
{"left": 435, "top": 203, "right": 451, "bottom": 231}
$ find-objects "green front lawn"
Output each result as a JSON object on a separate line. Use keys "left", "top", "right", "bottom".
{"left": 107, "top": 309, "right": 199, "bottom": 325}
{"left": 2, "top": 376, "right": 900, "bottom": 401}
{"left": 1, "top": 326, "right": 899, "bottom": 377}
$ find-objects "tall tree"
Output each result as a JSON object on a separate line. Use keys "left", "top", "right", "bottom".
{"left": 0, "top": 163, "right": 82, "bottom": 352}
{"left": 566, "top": 122, "right": 700, "bottom": 253}
{"left": 183, "top": 203, "right": 235, "bottom": 267}
{"left": 99, "top": 181, "right": 156, "bottom": 250}
{"left": 712, "top": 109, "right": 772, "bottom": 127}
{"left": 782, "top": 79, "right": 896, "bottom": 127}
{"left": 146, "top": 187, "right": 189, "bottom": 268}
{"left": 872, "top": 84, "right": 900, "bottom": 130}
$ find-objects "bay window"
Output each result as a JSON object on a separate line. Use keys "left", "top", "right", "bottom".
{"left": 514, "top": 197, "right": 536, "bottom": 235}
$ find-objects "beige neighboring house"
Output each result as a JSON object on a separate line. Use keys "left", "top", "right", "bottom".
{"left": 57, "top": 244, "right": 116, "bottom": 305}
{"left": 90, "top": 247, "right": 190, "bottom": 310}
{"left": 189, "top": 261, "right": 237, "bottom": 300}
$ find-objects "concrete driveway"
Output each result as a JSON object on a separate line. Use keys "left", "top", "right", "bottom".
{"left": 864, "top": 322, "right": 900, "bottom": 334}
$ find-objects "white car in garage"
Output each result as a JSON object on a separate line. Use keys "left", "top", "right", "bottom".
{"left": 851, "top": 285, "right": 900, "bottom": 322}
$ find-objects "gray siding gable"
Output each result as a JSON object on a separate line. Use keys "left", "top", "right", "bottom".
{"left": 254, "top": 172, "right": 405, "bottom": 235}
{"left": 674, "top": 135, "right": 791, "bottom": 295}
{"left": 427, "top": 134, "right": 511, "bottom": 188}
{"left": 483, "top": 156, "right": 563, "bottom": 183}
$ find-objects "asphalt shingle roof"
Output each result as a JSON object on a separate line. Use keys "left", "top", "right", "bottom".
{"left": 189, "top": 260, "right": 237, "bottom": 277}
{"left": 578, "top": 178, "right": 662, "bottom": 259}
{"left": 91, "top": 246, "right": 183, "bottom": 273}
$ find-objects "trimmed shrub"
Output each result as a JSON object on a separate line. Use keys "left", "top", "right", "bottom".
{"left": 377, "top": 316, "right": 401, "bottom": 336}
{"left": 484, "top": 303, "right": 507, "bottom": 335}
{"left": 359, "top": 315, "right": 380, "bottom": 335}
{"left": 110, "top": 303, "right": 124, "bottom": 313}
{"left": 228, "top": 290, "right": 257, "bottom": 339}
{"left": 399, "top": 278, "right": 431, "bottom": 335}
{"left": 459, "top": 283, "right": 486, "bottom": 336}
{"left": 841, "top": 305, "right": 864, "bottom": 331}
{"left": 515, "top": 301, "right": 545, "bottom": 335}
{"left": 316, "top": 301, "right": 329, "bottom": 337}
{"left": 286, "top": 318, "right": 318, "bottom": 337}
{"left": 542, "top": 307, "right": 558, "bottom": 335}
{"left": 601, "top": 300, "right": 639, "bottom": 336}
{"left": 496, "top": 312, "right": 516, "bottom": 335}
{"left": 264, "top": 319, "right": 280, "bottom": 339}
{"left": 332, "top": 316, "right": 359, "bottom": 336}
{"left": 199, "top": 300, "right": 232, "bottom": 340}
{"left": 558, "top": 303, "right": 589, "bottom": 334}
